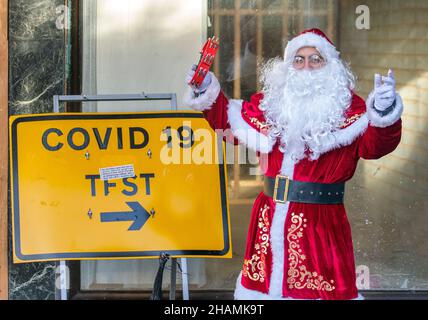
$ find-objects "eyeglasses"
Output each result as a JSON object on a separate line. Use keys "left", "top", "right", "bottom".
{"left": 292, "top": 54, "right": 325, "bottom": 69}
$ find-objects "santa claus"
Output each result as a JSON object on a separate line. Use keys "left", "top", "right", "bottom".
{"left": 184, "top": 29, "right": 403, "bottom": 300}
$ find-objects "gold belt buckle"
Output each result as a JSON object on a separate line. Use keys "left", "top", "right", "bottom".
{"left": 273, "top": 175, "right": 290, "bottom": 204}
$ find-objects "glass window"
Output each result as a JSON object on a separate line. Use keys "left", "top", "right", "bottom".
{"left": 80, "top": 0, "right": 428, "bottom": 294}
{"left": 80, "top": 0, "right": 211, "bottom": 291}
{"left": 340, "top": 0, "right": 428, "bottom": 290}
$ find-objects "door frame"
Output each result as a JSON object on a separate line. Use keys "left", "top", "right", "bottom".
{"left": 0, "top": 0, "right": 9, "bottom": 301}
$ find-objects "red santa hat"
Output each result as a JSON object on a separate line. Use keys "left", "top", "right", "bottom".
{"left": 284, "top": 28, "right": 340, "bottom": 62}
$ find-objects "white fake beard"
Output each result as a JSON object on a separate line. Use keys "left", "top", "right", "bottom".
{"left": 260, "top": 57, "right": 355, "bottom": 162}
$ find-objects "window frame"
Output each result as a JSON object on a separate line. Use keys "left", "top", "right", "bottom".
{"left": 66, "top": 0, "right": 428, "bottom": 300}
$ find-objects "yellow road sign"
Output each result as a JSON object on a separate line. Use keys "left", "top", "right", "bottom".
{"left": 10, "top": 112, "right": 231, "bottom": 263}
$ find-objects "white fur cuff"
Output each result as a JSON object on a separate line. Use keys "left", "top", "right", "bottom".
{"left": 183, "top": 72, "right": 221, "bottom": 111}
{"left": 227, "top": 100, "right": 276, "bottom": 154}
{"left": 366, "top": 91, "right": 404, "bottom": 128}
{"left": 311, "top": 114, "right": 369, "bottom": 160}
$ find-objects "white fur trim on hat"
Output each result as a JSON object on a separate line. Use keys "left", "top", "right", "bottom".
{"left": 227, "top": 99, "right": 276, "bottom": 153}
{"left": 183, "top": 72, "right": 221, "bottom": 111}
{"left": 366, "top": 91, "right": 404, "bottom": 128}
{"left": 284, "top": 32, "right": 340, "bottom": 62}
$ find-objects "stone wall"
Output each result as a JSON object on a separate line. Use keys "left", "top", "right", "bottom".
{"left": 8, "top": 0, "right": 70, "bottom": 299}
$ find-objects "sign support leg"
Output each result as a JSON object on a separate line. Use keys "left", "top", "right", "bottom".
{"left": 55, "top": 260, "right": 68, "bottom": 300}
{"left": 169, "top": 258, "right": 189, "bottom": 300}
{"left": 181, "top": 258, "right": 189, "bottom": 300}
{"left": 169, "top": 258, "right": 177, "bottom": 300}
{"left": 60, "top": 260, "right": 68, "bottom": 300}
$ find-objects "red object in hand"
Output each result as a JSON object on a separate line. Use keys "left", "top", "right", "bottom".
{"left": 189, "top": 36, "right": 220, "bottom": 88}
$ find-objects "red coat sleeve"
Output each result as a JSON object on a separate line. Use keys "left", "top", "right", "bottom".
{"left": 201, "top": 90, "right": 267, "bottom": 132}
{"left": 184, "top": 73, "right": 267, "bottom": 131}
{"left": 202, "top": 90, "right": 231, "bottom": 132}
{"left": 358, "top": 120, "right": 402, "bottom": 159}
{"left": 357, "top": 92, "right": 404, "bottom": 160}
{"left": 184, "top": 75, "right": 236, "bottom": 144}
{"left": 185, "top": 74, "right": 270, "bottom": 149}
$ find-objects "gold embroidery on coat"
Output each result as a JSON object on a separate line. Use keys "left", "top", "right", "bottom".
{"left": 242, "top": 110, "right": 269, "bottom": 130}
{"left": 287, "top": 213, "right": 335, "bottom": 291}
{"left": 242, "top": 204, "right": 270, "bottom": 283}
{"left": 340, "top": 113, "right": 364, "bottom": 128}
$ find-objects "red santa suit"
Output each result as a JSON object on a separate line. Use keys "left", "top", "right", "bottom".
{"left": 185, "top": 29, "right": 403, "bottom": 300}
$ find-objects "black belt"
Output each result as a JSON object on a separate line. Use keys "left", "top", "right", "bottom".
{"left": 264, "top": 175, "right": 345, "bottom": 204}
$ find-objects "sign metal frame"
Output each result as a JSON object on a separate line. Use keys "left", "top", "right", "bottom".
{"left": 49, "top": 93, "right": 199, "bottom": 300}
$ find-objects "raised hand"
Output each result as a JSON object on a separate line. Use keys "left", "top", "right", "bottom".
{"left": 186, "top": 64, "right": 212, "bottom": 94}
{"left": 374, "top": 69, "right": 396, "bottom": 111}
